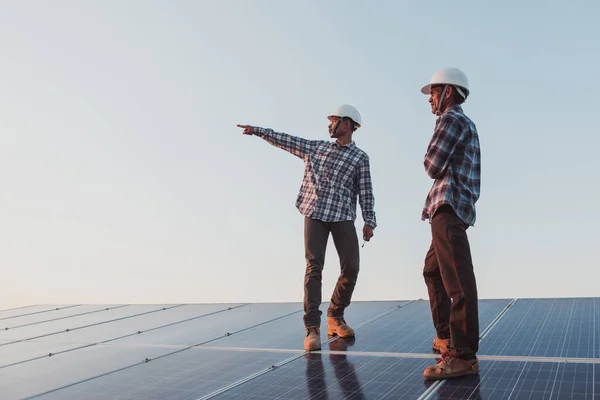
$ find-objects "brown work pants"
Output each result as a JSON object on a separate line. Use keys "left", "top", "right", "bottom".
{"left": 303, "top": 217, "right": 360, "bottom": 328}
{"left": 423, "top": 204, "right": 479, "bottom": 360}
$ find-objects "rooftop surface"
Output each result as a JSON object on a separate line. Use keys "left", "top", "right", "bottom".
{"left": 1, "top": 298, "right": 598, "bottom": 399}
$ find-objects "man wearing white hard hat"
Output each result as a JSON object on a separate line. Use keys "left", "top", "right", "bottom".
{"left": 237, "top": 105, "right": 376, "bottom": 352}
{"left": 419, "top": 68, "right": 481, "bottom": 380}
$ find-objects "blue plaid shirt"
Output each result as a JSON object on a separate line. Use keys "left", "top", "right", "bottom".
{"left": 253, "top": 127, "right": 376, "bottom": 229}
{"left": 422, "top": 105, "right": 481, "bottom": 226}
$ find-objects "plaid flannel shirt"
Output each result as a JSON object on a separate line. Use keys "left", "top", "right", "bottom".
{"left": 422, "top": 105, "right": 481, "bottom": 226}
{"left": 253, "top": 127, "right": 376, "bottom": 229}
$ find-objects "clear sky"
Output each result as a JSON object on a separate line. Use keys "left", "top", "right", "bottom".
{"left": 1, "top": 1, "right": 598, "bottom": 308}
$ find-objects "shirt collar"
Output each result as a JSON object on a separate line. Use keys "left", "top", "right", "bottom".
{"left": 443, "top": 104, "right": 463, "bottom": 115}
{"left": 332, "top": 140, "right": 356, "bottom": 148}
{"left": 436, "top": 104, "right": 463, "bottom": 124}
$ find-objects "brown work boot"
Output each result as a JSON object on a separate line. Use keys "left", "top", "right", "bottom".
{"left": 432, "top": 337, "right": 449, "bottom": 354}
{"left": 423, "top": 352, "right": 479, "bottom": 380}
{"left": 327, "top": 316, "right": 355, "bottom": 338}
{"left": 304, "top": 326, "right": 321, "bottom": 351}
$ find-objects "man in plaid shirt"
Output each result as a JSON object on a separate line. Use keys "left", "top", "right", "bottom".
{"left": 238, "top": 104, "right": 376, "bottom": 351}
{"left": 419, "top": 68, "right": 482, "bottom": 380}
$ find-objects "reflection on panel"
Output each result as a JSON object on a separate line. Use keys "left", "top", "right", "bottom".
{"left": 34, "top": 348, "right": 296, "bottom": 400}
{"left": 335, "top": 300, "right": 433, "bottom": 353}
{"left": 333, "top": 299, "right": 511, "bottom": 354}
{"left": 435, "top": 361, "right": 596, "bottom": 400}
{"left": 480, "top": 298, "right": 600, "bottom": 358}
{"left": 215, "top": 346, "right": 435, "bottom": 399}
{"left": 110, "top": 302, "right": 303, "bottom": 347}
{"left": 206, "top": 301, "right": 408, "bottom": 350}
{"left": 0, "top": 304, "right": 243, "bottom": 368}
{"left": 0, "top": 344, "right": 176, "bottom": 399}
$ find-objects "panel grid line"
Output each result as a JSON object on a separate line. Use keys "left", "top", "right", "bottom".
{"left": 548, "top": 299, "right": 577, "bottom": 399}
{"left": 0, "top": 304, "right": 37, "bottom": 314}
{"left": 0, "top": 305, "right": 185, "bottom": 347}
{"left": 1, "top": 304, "right": 129, "bottom": 331}
{"left": 594, "top": 300, "right": 597, "bottom": 399}
{"left": 0, "top": 305, "right": 81, "bottom": 322}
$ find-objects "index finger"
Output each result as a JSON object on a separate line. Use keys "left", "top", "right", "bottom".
{"left": 237, "top": 124, "right": 249, "bottom": 128}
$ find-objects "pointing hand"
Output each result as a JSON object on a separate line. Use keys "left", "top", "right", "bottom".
{"left": 237, "top": 124, "right": 256, "bottom": 135}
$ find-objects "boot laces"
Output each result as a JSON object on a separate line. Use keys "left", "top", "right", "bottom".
{"left": 438, "top": 351, "right": 454, "bottom": 366}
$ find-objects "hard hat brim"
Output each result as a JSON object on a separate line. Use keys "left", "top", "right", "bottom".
{"left": 421, "top": 83, "right": 469, "bottom": 98}
{"left": 327, "top": 114, "right": 360, "bottom": 128}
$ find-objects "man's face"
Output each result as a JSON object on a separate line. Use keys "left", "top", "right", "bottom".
{"left": 328, "top": 116, "right": 351, "bottom": 138}
{"left": 429, "top": 86, "right": 443, "bottom": 114}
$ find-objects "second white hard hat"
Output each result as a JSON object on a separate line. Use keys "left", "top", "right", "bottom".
{"left": 328, "top": 104, "right": 361, "bottom": 127}
{"left": 421, "top": 67, "right": 469, "bottom": 99}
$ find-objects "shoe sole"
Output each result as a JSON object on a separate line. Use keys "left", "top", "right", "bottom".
{"left": 328, "top": 331, "right": 355, "bottom": 338}
{"left": 327, "top": 327, "right": 356, "bottom": 338}
{"left": 424, "top": 368, "right": 479, "bottom": 380}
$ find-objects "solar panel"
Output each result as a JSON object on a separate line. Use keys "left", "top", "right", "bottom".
{"left": 323, "top": 299, "right": 511, "bottom": 354}
{"left": 31, "top": 348, "right": 303, "bottom": 400}
{"left": 109, "top": 302, "right": 304, "bottom": 347}
{"left": 0, "top": 298, "right": 597, "bottom": 399}
{"left": 0, "top": 304, "right": 175, "bottom": 341}
{"left": 0, "top": 305, "right": 78, "bottom": 320}
{"left": 0, "top": 305, "right": 120, "bottom": 335}
{"left": 0, "top": 344, "right": 177, "bottom": 399}
{"left": 435, "top": 361, "right": 597, "bottom": 400}
{"left": 0, "top": 304, "right": 244, "bottom": 368}
{"left": 203, "top": 353, "right": 435, "bottom": 399}
{"left": 204, "top": 301, "right": 408, "bottom": 350}
{"left": 480, "top": 298, "right": 600, "bottom": 358}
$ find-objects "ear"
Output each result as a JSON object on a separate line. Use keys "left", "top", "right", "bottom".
{"left": 445, "top": 86, "right": 454, "bottom": 99}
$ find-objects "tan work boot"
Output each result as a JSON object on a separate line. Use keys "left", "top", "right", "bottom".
{"left": 327, "top": 317, "right": 355, "bottom": 338}
{"left": 432, "top": 337, "right": 449, "bottom": 354}
{"left": 423, "top": 352, "right": 479, "bottom": 380}
{"left": 304, "top": 327, "right": 321, "bottom": 351}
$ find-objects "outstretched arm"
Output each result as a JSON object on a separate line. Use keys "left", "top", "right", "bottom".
{"left": 238, "top": 125, "right": 317, "bottom": 159}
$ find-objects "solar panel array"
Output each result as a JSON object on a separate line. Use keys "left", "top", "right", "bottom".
{"left": 0, "top": 298, "right": 598, "bottom": 399}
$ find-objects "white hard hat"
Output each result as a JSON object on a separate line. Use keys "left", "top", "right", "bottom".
{"left": 328, "top": 104, "right": 361, "bottom": 127}
{"left": 421, "top": 67, "right": 469, "bottom": 99}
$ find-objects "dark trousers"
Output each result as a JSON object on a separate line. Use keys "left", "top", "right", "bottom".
{"left": 423, "top": 205, "right": 479, "bottom": 360}
{"left": 303, "top": 217, "right": 360, "bottom": 328}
